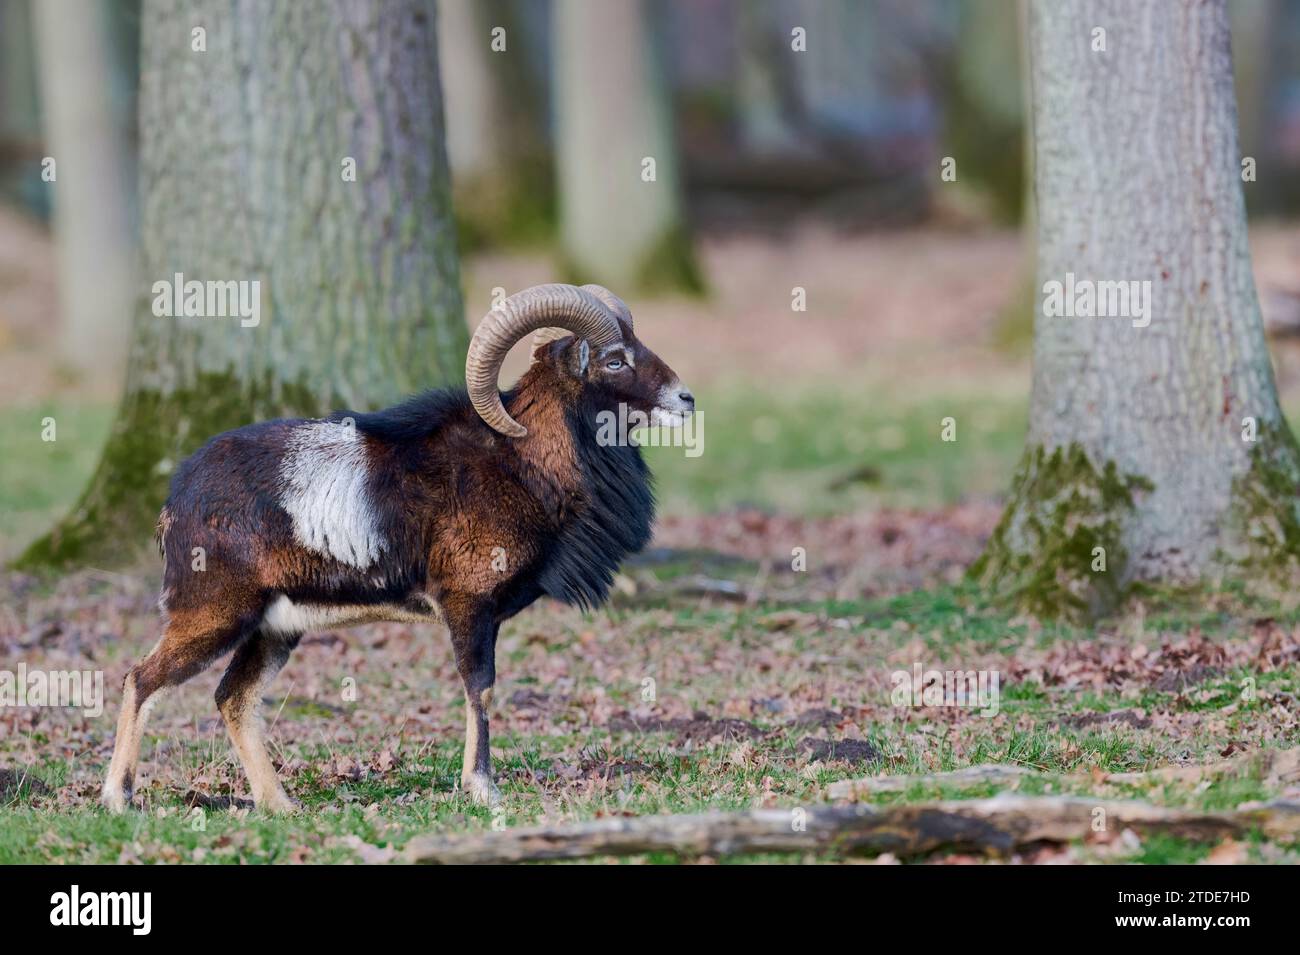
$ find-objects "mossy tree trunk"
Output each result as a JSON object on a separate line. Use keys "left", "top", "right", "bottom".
{"left": 553, "top": 0, "right": 702, "bottom": 294}
{"left": 439, "top": 0, "right": 553, "bottom": 249}
{"left": 973, "top": 0, "right": 1300, "bottom": 618}
{"left": 21, "top": 0, "right": 467, "bottom": 570}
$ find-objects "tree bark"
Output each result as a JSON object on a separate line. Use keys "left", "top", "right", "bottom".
{"left": 21, "top": 0, "right": 467, "bottom": 569}
{"left": 33, "top": 0, "right": 136, "bottom": 376}
{"left": 973, "top": 0, "right": 1300, "bottom": 618}
{"left": 553, "top": 0, "right": 702, "bottom": 293}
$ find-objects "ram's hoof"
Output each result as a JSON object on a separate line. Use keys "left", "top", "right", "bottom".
{"left": 255, "top": 790, "right": 301, "bottom": 814}
{"left": 100, "top": 784, "right": 131, "bottom": 814}
{"left": 462, "top": 773, "right": 502, "bottom": 807}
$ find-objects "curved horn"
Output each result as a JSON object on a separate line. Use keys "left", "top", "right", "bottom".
{"left": 530, "top": 284, "right": 632, "bottom": 357}
{"left": 580, "top": 284, "right": 633, "bottom": 329}
{"left": 468, "top": 284, "right": 623, "bottom": 438}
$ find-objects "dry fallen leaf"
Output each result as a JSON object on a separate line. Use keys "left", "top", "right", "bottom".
{"left": 1203, "top": 840, "right": 1248, "bottom": 866}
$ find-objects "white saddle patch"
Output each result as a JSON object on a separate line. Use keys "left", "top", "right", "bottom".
{"left": 279, "top": 421, "right": 385, "bottom": 569}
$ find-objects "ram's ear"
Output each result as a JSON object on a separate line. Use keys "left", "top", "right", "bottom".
{"left": 563, "top": 338, "right": 590, "bottom": 378}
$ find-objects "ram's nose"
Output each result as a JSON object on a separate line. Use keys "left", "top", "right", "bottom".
{"left": 678, "top": 389, "right": 695, "bottom": 409}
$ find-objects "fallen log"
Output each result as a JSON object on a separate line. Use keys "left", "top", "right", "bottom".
{"left": 826, "top": 747, "right": 1300, "bottom": 800}
{"left": 405, "top": 795, "right": 1300, "bottom": 864}
{"left": 1107, "top": 746, "right": 1300, "bottom": 787}
{"left": 827, "top": 764, "right": 1037, "bottom": 797}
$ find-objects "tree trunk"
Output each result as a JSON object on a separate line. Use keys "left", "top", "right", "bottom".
{"left": 438, "top": 0, "right": 553, "bottom": 248}
{"left": 33, "top": 0, "right": 136, "bottom": 376}
{"left": 973, "top": 0, "right": 1300, "bottom": 619}
{"left": 20, "top": 0, "right": 467, "bottom": 570}
{"left": 553, "top": 0, "right": 702, "bottom": 293}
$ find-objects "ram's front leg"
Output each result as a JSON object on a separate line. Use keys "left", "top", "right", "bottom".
{"left": 448, "top": 602, "right": 501, "bottom": 806}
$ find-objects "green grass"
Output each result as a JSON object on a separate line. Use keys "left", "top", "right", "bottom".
{"left": 0, "top": 806, "right": 388, "bottom": 864}
{"left": 1127, "top": 833, "right": 1215, "bottom": 865}
{"left": 647, "top": 378, "right": 1028, "bottom": 515}
{"left": 0, "top": 401, "right": 113, "bottom": 563}
{"left": 4, "top": 708, "right": 1288, "bottom": 863}
{"left": 5, "top": 587, "right": 1294, "bottom": 867}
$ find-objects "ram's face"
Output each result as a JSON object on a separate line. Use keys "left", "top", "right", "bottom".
{"left": 568, "top": 330, "right": 694, "bottom": 426}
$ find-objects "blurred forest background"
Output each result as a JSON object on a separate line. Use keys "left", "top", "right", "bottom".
{"left": 4, "top": 0, "right": 1300, "bottom": 563}
{"left": 7, "top": 0, "right": 1300, "bottom": 865}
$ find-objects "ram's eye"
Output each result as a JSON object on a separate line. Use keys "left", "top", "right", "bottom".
{"left": 606, "top": 359, "right": 624, "bottom": 371}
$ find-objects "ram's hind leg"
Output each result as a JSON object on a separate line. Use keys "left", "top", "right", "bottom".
{"left": 102, "top": 609, "right": 257, "bottom": 812}
{"left": 215, "top": 631, "right": 298, "bottom": 813}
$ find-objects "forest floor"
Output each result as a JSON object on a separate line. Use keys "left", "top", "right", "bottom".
{"left": 4, "top": 213, "right": 1300, "bottom": 862}
{"left": 4, "top": 536, "right": 1300, "bottom": 864}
